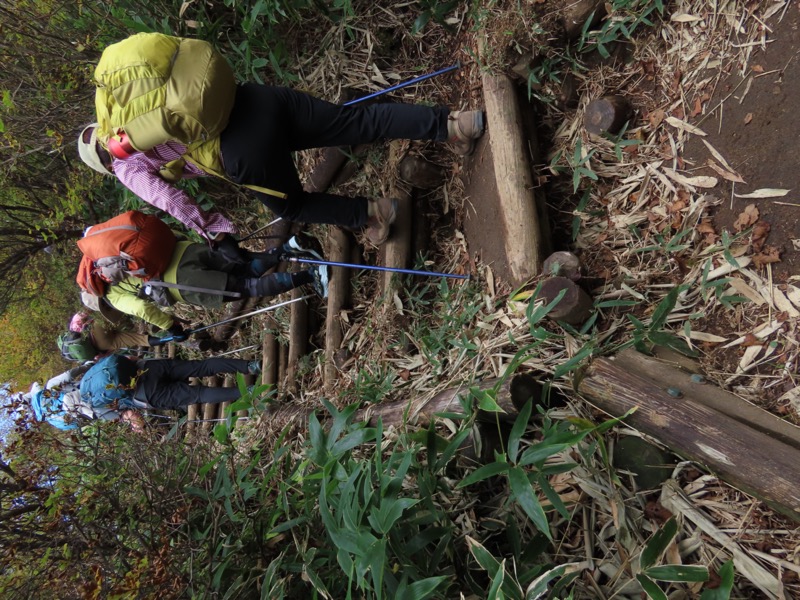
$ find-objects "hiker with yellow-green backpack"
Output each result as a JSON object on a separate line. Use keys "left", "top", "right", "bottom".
{"left": 77, "top": 32, "right": 485, "bottom": 247}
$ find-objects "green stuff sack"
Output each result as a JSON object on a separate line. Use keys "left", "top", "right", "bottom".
{"left": 94, "top": 32, "right": 236, "bottom": 152}
{"left": 58, "top": 331, "right": 97, "bottom": 362}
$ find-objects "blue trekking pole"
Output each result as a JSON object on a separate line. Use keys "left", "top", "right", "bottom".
{"left": 343, "top": 63, "right": 461, "bottom": 106}
{"left": 284, "top": 256, "right": 469, "bottom": 280}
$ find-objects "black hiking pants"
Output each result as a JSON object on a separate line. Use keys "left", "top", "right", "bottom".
{"left": 133, "top": 358, "right": 251, "bottom": 409}
{"left": 220, "top": 84, "right": 449, "bottom": 228}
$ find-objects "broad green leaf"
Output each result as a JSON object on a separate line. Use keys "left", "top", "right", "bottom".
{"left": 646, "top": 564, "right": 709, "bottom": 583}
{"left": 640, "top": 517, "right": 678, "bottom": 569}
{"left": 466, "top": 537, "right": 523, "bottom": 600}
{"left": 456, "top": 460, "right": 510, "bottom": 488}
{"left": 487, "top": 558, "right": 506, "bottom": 599}
{"left": 367, "top": 497, "right": 419, "bottom": 535}
{"left": 552, "top": 343, "right": 594, "bottom": 378}
{"left": 518, "top": 435, "right": 587, "bottom": 467}
{"left": 467, "top": 535, "right": 501, "bottom": 571}
{"left": 700, "top": 560, "right": 734, "bottom": 599}
{"left": 595, "top": 299, "right": 641, "bottom": 308}
{"left": 398, "top": 576, "right": 447, "bottom": 600}
{"left": 525, "top": 562, "right": 581, "bottom": 599}
{"left": 474, "top": 387, "right": 505, "bottom": 413}
{"left": 302, "top": 562, "right": 331, "bottom": 600}
{"left": 650, "top": 285, "right": 680, "bottom": 331}
{"left": 636, "top": 574, "right": 668, "bottom": 600}
{"left": 508, "top": 467, "right": 551, "bottom": 539}
{"left": 213, "top": 423, "right": 229, "bottom": 444}
{"left": 308, "top": 411, "right": 327, "bottom": 464}
{"left": 331, "top": 428, "right": 374, "bottom": 457}
{"left": 537, "top": 475, "right": 570, "bottom": 520}
{"left": 435, "top": 427, "right": 472, "bottom": 472}
{"left": 508, "top": 399, "right": 533, "bottom": 464}
{"left": 527, "top": 286, "right": 566, "bottom": 327}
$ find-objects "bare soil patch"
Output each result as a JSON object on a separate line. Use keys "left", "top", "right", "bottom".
{"left": 684, "top": 5, "right": 800, "bottom": 279}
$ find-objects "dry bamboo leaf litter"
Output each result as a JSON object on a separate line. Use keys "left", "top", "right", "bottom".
{"left": 225, "top": 1, "right": 800, "bottom": 597}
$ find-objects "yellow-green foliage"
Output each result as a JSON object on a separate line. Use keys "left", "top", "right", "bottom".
{"left": 0, "top": 254, "right": 82, "bottom": 389}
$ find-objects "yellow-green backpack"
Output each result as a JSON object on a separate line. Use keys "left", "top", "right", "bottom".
{"left": 93, "top": 32, "right": 236, "bottom": 152}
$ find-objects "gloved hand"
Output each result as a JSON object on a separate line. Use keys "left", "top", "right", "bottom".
{"left": 213, "top": 234, "right": 247, "bottom": 264}
{"left": 147, "top": 335, "right": 168, "bottom": 347}
{"left": 168, "top": 322, "right": 189, "bottom": 342}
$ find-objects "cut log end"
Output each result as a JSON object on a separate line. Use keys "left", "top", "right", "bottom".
{"left": 584, "top": 95, "right": 633, "bottom": 136}
{"left": 539, "top": 276, "right": 593, "bottom": 325}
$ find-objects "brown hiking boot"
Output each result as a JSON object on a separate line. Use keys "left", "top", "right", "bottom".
{"left": 365, "top": 197, "right": 398, "bottom": 246}
{"left": 447, "top": 110, "right": 485, "bottom": 156}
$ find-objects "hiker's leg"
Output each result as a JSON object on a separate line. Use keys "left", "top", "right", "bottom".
{"left": 221, "top": 130, "right": 368, "bottom": 226}
{"left": 237, "top": 84, "right": 449, "bottom": 148}
{"left": 220, "top": 85, "right": 370, "bottom": 228}
{"left": 161, "top": 357, "right": 253, "bottom": 380}
{"left": 227, "top": 270, "right": 314, "bottom": 299}
{"left": 90, "top": 322, "right": 150, "bottom": 352}
{"left": 145, "top": 382, "right": 243, "bottom": 409}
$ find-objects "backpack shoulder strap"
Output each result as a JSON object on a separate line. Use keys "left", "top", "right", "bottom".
{"left": 144, "top": 280, "right": 241, "bottom": 298}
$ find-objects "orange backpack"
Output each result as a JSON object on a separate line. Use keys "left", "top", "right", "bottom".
{"left": 76, "top": 211, "right": 177, "bottom": 295}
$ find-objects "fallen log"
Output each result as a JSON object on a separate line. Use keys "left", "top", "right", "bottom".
{"left": 613, "top": 348, "right": 800, "bottom": 450}
{"left": 481, "top": 72, "right": 543, "bottom": 284}
{"left": 356, "top": 374, "right": 543, "bottom": 428}
{"left": 576, "top": 350, "right": 800, "bottom": 522}
{"left": 264, "top": 373, "right": 543, "bottom": 432}
{"left": 562, "top": 0, "right": 607, "bottom": 40}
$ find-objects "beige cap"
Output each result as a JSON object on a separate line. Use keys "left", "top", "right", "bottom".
{"left": 77, "top": 124, "right": 112, "bottom": 175}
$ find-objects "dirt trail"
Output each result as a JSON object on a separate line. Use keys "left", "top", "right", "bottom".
{"left": 685, "top": 7, "right": 800, "bottom": 279}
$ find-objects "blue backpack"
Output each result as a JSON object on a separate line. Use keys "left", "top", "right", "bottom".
{"left": 79, "top": 354, "right": 140, "bottom": 410}
{"left": 31, "top": 389, "right": 80, "bottom": 431}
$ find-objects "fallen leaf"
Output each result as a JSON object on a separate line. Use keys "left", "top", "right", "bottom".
{"left": 752, "top": 64, "right": 764, "bottom": 73}
{"left": 671, "top": 12, "right": 703, "bottom": 22}
{"left": 744, "top": 113, "right": 753, "bottom": 124}
{"left": 733, "top": 204, "right": 759, "bottom": 231}
{"left": 665, "top": 116, "right": 707, "bottom": 136}
{"left": 706, "top": 159, "right": 746, "bottom": 183}
{"left": 649, "top": 109, "right": 666, "bottom": 129}
{"left": 701, "top": 139, "right": 733, "bottom": 171}
{"left": 734, "top": 188, "right": 790, "bottom": 199}
{"left": 752, "top": 246, "right": 781, "bottom": 268}
{"left": 179, "top": 0, "right": 195, "bottom": 17}
{"left": 645, "top": 501, "right": 673, "bottom": 523}
{"left": 741, "top": 333, "right": 762, "bottom": 347}
{"left": 690, "top": 96, "right": 703, "bottom": 117}
{"left": 689, "top": 331, "right": 728, "bottom": 343}
{"left": 697, "top": 219, "right": 716, "bottom": 235}
{"left": 792, "top": 239, "right": 800, "bottom": 250}
{"left": 751, "top": 221, "right": 771, "bottom": 251}
{"left": 667, "top": 198, "right": 688, "bottom": 214}
{"left": 663, "top": 168, "right": 718, "bottom": 188}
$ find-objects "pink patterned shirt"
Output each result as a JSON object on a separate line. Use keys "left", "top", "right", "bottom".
{"left": 111, "top": 141, "right": 237, "bottom": 239}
